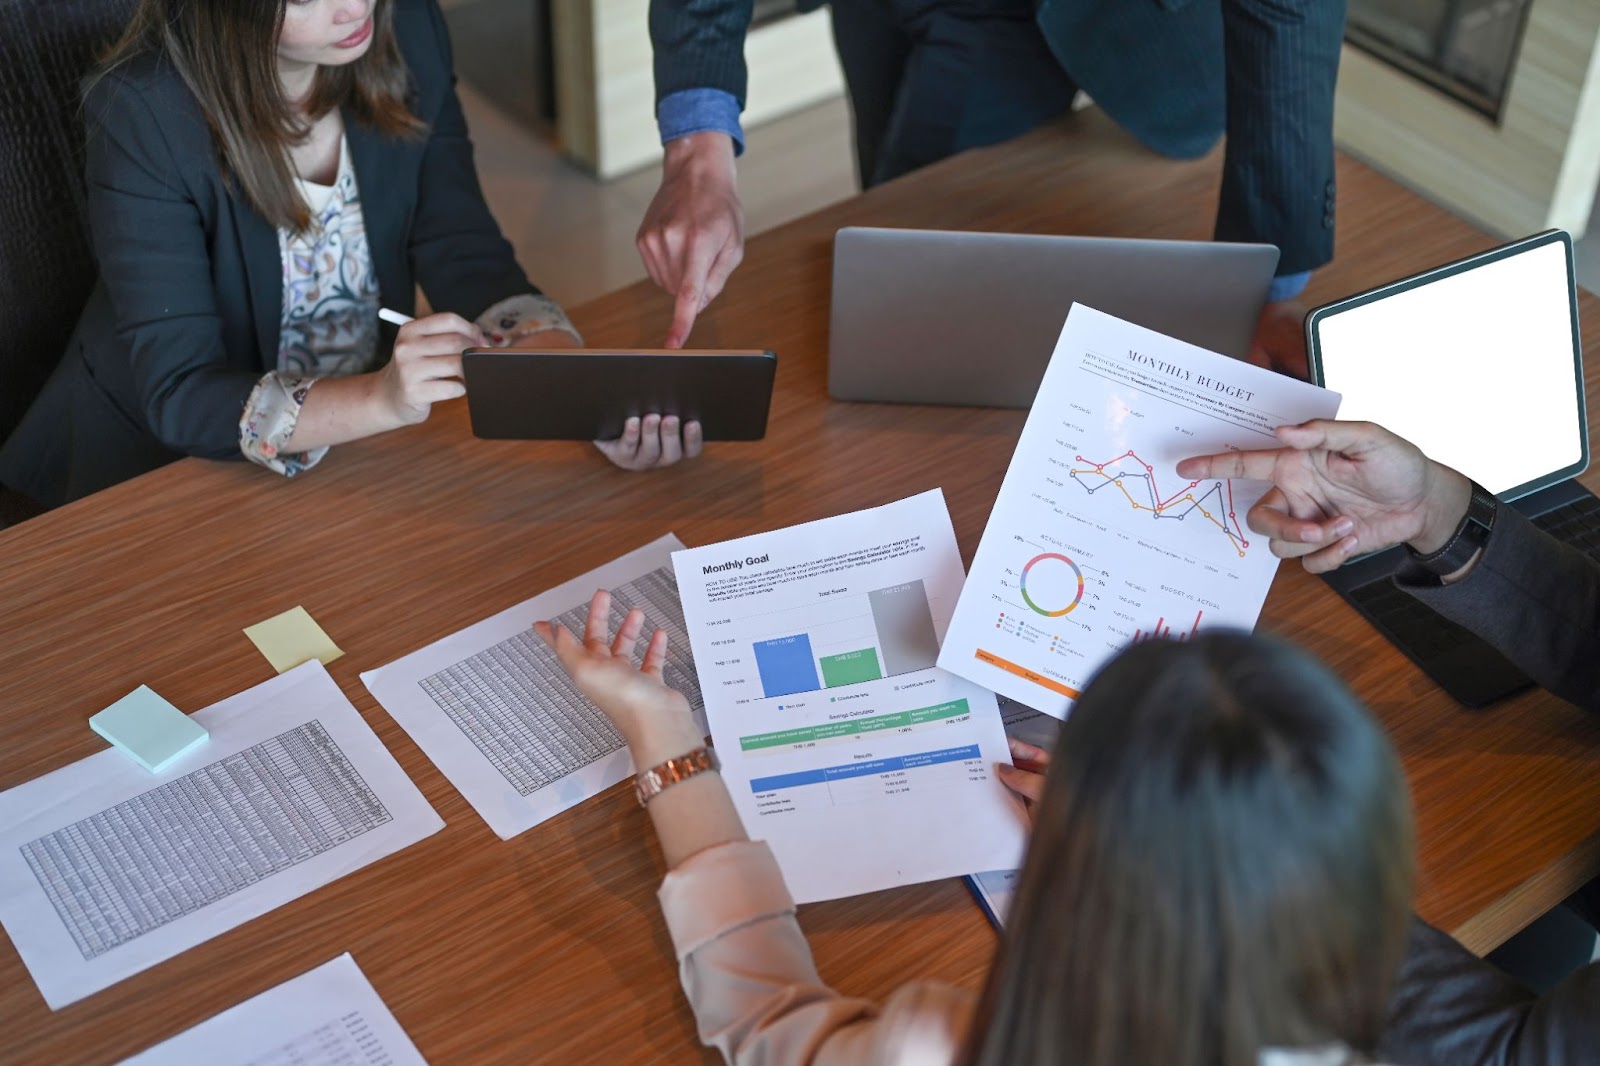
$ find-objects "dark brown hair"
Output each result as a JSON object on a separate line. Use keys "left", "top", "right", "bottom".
{"left": 99, "top": 0, "right": 423, "bottom": 232}
{"left": 967, "top": 633, "right": 1416, "bottom": 1066}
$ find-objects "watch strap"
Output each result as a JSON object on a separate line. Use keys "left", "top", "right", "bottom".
{"left": 1406, "top": 480, "right": 1497, "bottom": 579}
{"left": 635, "top": 746, "right": 719, "bottom": 806}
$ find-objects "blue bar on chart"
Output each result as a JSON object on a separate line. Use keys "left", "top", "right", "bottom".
{"left": 752, "top": 634, "right": 821, "bottom": 698}
{"left": 749, "top": 744, "right": 981, "bottom": 792}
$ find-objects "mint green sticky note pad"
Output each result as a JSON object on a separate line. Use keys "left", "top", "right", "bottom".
{"left": 89, "top": 686, "right": 209, "bottom": 773}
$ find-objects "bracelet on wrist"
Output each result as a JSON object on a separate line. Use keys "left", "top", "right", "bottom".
{"left": 635, "top": 745, "right": 719, "bottom": 806}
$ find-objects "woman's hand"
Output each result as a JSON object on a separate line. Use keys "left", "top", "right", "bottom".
{"left": 534, "top": 590, "right": 703, "bottom": 765}
{"left": 497, "top": 326, "right": 580, "bottom": 349}
{"left": 996, "top": 738, "right": 1051, "bottom": 823}
{"left": 594, "top": 414, "right": 704, "bottom": 471}
{"left": 376, "top": 313, "right": 483, "bottom": 425}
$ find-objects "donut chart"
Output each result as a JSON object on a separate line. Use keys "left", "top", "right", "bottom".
{"left": 1019, "top": 552, "right": 1085, "bottom": 617}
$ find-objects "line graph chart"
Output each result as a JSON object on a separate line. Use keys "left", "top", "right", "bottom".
{"left": 1068, "top": 449, "right": 1248, "bottom": 557}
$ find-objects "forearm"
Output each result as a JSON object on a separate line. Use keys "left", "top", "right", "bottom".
{"left": 647, "top": 773, "right": 749, "bottom": 870}
{"left": 1400, "top": 505, "right": 1600, "bottom": 711}
{"left": 282, "top": 374, "right": 404, "bottom": 453}
{"left": 650, "top": 0, "right": 754, "bottom": 106}
{"left": 630, "top": 717, "right": 748, "bottom": 869}
{"left": 1382, "top": 917, "right": 1600, "bottom": 1066}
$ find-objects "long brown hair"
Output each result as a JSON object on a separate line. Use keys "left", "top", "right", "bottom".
{"left": 98, "top": 0, "right": 423, "bottom": 232}
{"left": 967, "top": 633, "right": 1416, "bottom": 1066}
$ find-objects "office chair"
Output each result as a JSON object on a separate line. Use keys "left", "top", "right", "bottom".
{"left": 0, "top": 0, "right": 137, "bottom": 449}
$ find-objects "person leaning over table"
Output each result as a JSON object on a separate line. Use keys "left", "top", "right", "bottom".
{"left": 638, "top": 0, "right": 1344, "bottom": 367}
{"left": 0, "top": 0, "right": 699, "bottom": 512}
{"left": 537, "top": 587, "right": 1426, "bottom": 1066}
{"left": 1177, "top": 417, "right": 1600, "bottom": 1066}
{"left": 1175, "top": 419, "right": 1600, "bottom": 714}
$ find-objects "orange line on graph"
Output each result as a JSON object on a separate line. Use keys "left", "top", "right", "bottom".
{"left": 1069, "top": 450, "right": 1248, "bottom": 558}
{"left": 976, "top": 648, "right": 1080, "bottom": 699}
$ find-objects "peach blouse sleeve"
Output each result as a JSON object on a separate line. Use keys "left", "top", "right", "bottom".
{"left": 658, "top": 840, "right": 972, "bottom": 1066}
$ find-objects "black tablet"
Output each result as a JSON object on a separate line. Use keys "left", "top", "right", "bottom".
{"left": 462, "top": 348, "right": 777, "bottom": 441}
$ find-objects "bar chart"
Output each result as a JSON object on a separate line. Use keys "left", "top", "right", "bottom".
{"left": 749, "top": 580, "right": 940, "bottom": 699}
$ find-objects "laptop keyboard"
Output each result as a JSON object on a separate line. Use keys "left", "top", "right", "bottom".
{"left": 1532, "top": 495, "right": 1600, "bottom": 561}
{"left": 1350, "top": 494, "right": 1600, "bottom": 663}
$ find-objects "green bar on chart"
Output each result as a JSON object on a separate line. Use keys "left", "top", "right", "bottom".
{"left": 819, "top": 648, "right": 883, "bottom": 688}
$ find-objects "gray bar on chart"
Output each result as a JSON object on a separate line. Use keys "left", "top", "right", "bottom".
{"left": 867, "top": 580, "right": 940, "bottom": 676}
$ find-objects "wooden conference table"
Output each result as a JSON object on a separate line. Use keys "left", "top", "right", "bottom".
{"left": 5, "top": 109, "right": 1600, "bottom": 1064}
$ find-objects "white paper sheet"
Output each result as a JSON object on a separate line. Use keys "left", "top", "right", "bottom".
{"left": 361, "top": 536, "right": 706, "bottom": 840}
{"left": 964, "top": 699, "right": 1063, "bottom": 930}
{"left": 118, "top": 953, "right": 426, "bottom": 1066}
{"left": 0, "top": 663, "right": 443, "bottom": 1010}
{"left": 671, "top": 491, "right": 1027, "bottom": 903}
{"left": 939, "top": 305, "right": 1342, "bottom": 717}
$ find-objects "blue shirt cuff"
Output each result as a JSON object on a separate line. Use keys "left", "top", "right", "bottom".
{"left": 1267, "top": 270, "right": 1312, "bottom": 303}
{"left": 657, "top": 89, "right": 745, "bottom": 156}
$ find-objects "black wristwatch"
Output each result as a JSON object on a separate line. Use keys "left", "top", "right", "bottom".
{"left": 1405, "top": 480, "right": 1498, "bottom": 581}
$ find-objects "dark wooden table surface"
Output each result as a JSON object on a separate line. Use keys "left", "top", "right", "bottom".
{"left": 4, "top": 108, "right": 1598, "bottom": 1063}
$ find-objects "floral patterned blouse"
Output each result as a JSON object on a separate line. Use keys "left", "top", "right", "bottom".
{"left": 238, "top": 133, "right": 579, "bottom": 477}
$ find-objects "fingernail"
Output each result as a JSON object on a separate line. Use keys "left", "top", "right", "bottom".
{"left": 1332, "top": 517, "right": 1355, "bottom": 537}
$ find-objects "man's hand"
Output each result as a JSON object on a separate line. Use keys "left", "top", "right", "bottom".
{"left": 1248, "top": 299, "right": 1310, "bottom": 380}
{"left": 1176, "top": 420, "right": 1472, "bottom": 574}
{"left": 636, "top": 132, "right": 744, "bottom": 348}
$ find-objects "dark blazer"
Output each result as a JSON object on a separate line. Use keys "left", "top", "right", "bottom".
{"left": 1402, "top": 504, "right": 1600, "bottom": 713}
{"left": 649, "top": 0, "right": 1343, "bottom": 275}
{"left": 0, "top": 0, "right": 537, "bottom": 507}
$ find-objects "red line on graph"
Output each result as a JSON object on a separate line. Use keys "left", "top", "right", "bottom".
{"left": 1073, "top": 448, "right": 1251, "bottom": 554}
{"left": 1189, "top": 609, "right": 1203, "bottom": 638}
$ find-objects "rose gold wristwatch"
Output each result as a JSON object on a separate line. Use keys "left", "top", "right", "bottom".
{"left": 634, "top": 746, "right": 720, "bottom": 806}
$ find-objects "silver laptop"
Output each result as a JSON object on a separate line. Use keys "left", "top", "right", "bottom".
{"left": 827, "top": 227, "right": 1280, "bottom": 407}
{"left": 1307, "top": 229, "right": 1593, "bottom": 707}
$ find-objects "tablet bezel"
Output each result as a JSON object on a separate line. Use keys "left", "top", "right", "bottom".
{"left": 1304, "top": 229, "right": 1587, "bottom": 503}
{"left": 461, "top": 348, "right": 777, "bottom": 442}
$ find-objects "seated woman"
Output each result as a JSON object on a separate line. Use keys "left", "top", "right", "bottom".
{"left": 0, "top": 0, "right": 697, "bottom": 508}
{"left": 536, "top": 590, "right": 1416, "bottom": 1065}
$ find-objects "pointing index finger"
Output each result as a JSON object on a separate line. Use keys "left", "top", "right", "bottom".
{"left": 1175, "top": 448, "right": 1283, "bottom": 482}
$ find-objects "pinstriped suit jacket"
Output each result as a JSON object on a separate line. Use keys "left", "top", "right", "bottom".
{"left": 650, "top": 0, "right": 1345, "bottom": 275}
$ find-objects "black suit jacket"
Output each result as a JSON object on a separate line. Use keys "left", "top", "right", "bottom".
{"left": 650, "top": 0, "right": 1344, "bottom": 275}
{"left": 1403, "top": 505, "right": 1600, "bottom": 712}
{"left": 0, "top": 0, "right": 536, "bottom": 506}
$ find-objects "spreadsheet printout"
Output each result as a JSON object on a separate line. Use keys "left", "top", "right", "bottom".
{"left": 362, "top": 535, "right": 705, "bottom": 840}
{"left": 0, "top": 662, "right": 443, "bottom": 1010}
{"left": 118, "top": 953, "right": 426, "bottom": 1065}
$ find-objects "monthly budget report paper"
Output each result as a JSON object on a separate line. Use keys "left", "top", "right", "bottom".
{"left": 0, "top": 662, "right": 443, "bottom": 1009}
{"left": 939, "top": 304, "right": 1342, "bottom": 717}
{"left": 672, "top": 490, "right": 1027, "bottom": 903}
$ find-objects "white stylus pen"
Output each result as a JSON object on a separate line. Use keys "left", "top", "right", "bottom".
{"left": 377, "top": 308, "right": 414, "bottom": 327}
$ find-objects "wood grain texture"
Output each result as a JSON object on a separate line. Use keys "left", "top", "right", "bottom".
{"left": 4, "top": 108, "right": 1599, "bottom": 1063}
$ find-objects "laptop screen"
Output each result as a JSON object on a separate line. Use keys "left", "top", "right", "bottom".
{"left": 1310, "top": 233, "right": 1586, "bottom": 499}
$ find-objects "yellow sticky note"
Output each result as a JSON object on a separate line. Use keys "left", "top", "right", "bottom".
{"left": 244, "top": 606, "right": 345, "bottom": 673}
